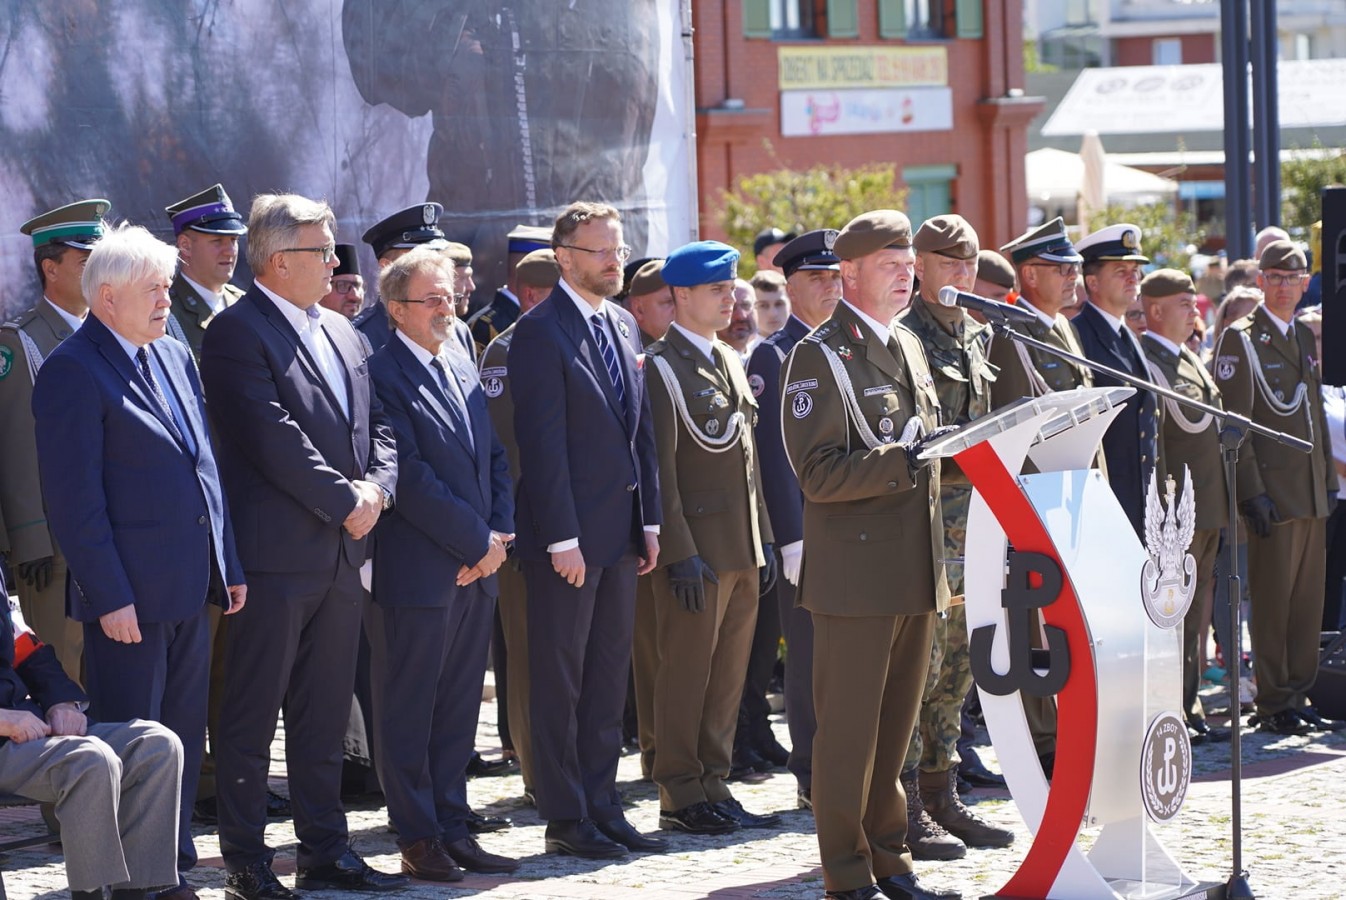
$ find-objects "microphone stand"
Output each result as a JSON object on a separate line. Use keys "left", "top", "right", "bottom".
{"left": 984, "top": 312, "right": 1313, "bottom": 900}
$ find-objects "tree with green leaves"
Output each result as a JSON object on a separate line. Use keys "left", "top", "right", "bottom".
{"left": 718, "top": 158, "right": 908, "bottom": 276}
{"left": 1281, "top": 146, "right": 1346, "bottom": 235}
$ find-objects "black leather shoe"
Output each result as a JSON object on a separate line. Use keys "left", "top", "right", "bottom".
{"left": 1254, "top": 709, "right": 1312, "bottom": 736}
{"left": 193, "top": 795, "right": 219, "bottom": 825}
{"left": 825, "top": 887, "right": 881, "bottom": 900}
{"left": 544, "top": 818, "right": 628, "bottom": 859}
{"left": 1186, "top": 724, "right": 1208, "bottom": 746}
{"left": 294, "top": 849, "right": 409, "bottom": 892}
{"left": 659, "top": 801, "right": 738, "bottom": 835}
{"left": 797, "top": 788, "right": 813, "bottom": 811}
{"left": 265, "top": 791, "right": 291, "bottom": 818}
{"left": 957, "top": 758, "right": 1006, "bottom": 789}
{"left": 1186, "top": 717, "right": 1231, "bottom": 743}
{"left": 466, "top": 808, "right": 512, "bottom": 833}
{"left": 443, "top": 835, "right": 520, "bottom": 874}
{"left": 1297, "top": 706, "right": 1346, "bottom": 732}
{"left": 224, "top": 862, "right": 297, "bottom": 900}
{"left": 713, "top": 796, "right": 781, "bottom": 829}
{"left": 466, "top": 752, "right": 518, "bottom": 778}
{"left": 595, "top": 817, "right": 668, "bottom": 852}
{"left": 876, "top": 872, "right": 963, "bottom": 899}
{"left": 729, "top": 747, "right": 770, "bottom": 783}
{"left": 756, "top": 736, "right": 791, "bottom": 768}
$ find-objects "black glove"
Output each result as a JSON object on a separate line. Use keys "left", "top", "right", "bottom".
{"left": 1329, "top": 493, "right": 1339, "bottom": 516}
{"left": 904, "top": 425, "right": 960, "bottom": 472}
{"left": 17, "top": 557, "right": 54, "bottom": 592}
{"left": 667, "top": 555, "right": 719, "bottom": 613}
{"left": 1239, "top": 493, "right": 1280, "bottom": 539}
{"left": 759, "top": 543, "right": 777, "bottom": 595}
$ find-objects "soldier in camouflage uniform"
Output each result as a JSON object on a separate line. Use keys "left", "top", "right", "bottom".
{"left": 896, "top": 215, "right": 1013, "bottom": 858}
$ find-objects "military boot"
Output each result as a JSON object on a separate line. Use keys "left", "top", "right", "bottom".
{"left": 900, "top": 768, "right": 965, "bottom": 860}
{"left": 919, "top": 768, "right": 1014, "bottom": 849}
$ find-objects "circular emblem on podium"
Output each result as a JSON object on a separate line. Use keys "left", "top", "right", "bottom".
{"left": 1140, "top": 710, "right": 1191, "bottom": 822}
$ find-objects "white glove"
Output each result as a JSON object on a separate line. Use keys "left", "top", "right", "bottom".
{"left": 781, "top": 541, "right": 803, "bottom": 586}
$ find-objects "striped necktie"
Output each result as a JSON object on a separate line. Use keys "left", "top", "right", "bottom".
{"left": 590, "top": 313, "right": 626, "bottom": 408}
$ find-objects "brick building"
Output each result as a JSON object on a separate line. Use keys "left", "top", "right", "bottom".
{"left": 692, "top": 1, "right": 1043, "bottom": 252}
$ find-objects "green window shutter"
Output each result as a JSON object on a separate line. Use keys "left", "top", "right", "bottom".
{"left": 956, "top": 0, "right": 984, "bottom": 39}
{"left": 743, "top": 0, "right": 771, "bottom": 38}
{"left": 828, "top": 0, "right": 860, "bottom": 38}
{"left": 878, "top": 0, "right": 907, "bottom": 39}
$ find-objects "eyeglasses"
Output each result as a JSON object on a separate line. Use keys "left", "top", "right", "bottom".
{"left": 1026, "top": 262, "right": 1082, "bottom": 276}
{"left": 559, "top": 243, "right": 632, "bottom": 263}
{"left": 332, "top": 280, "right": 363, "bottom": 294}
{"left": 1262, "top": 272, "right": 1309, "bottom": 287}
{"left": 281, "top": 245, "right": 337, "bottom": 264}
{"left": 1124, "top": 309, "right": 1146, "bottom": 321}
{"left": 393, "top": 294, "right": 454, "bottom": 308}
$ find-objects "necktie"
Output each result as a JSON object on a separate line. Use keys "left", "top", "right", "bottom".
{"left": 591, "top": 313, "right": 626, "bottom": 408}
{"left": 1119, "top": 325, "right": 1144, "bottom": 373}
{"left": 302, "top": 307, "right": 350, "bottom": 419}
{"left": 431, "top": 357, "right": 474, "bottom": 450}
{"left": 137, "top": 347, "right": 184, "bottom": 444}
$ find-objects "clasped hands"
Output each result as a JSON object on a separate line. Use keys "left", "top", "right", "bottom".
{"left": 458, "top": 531, "right": 515, "bottom": 586}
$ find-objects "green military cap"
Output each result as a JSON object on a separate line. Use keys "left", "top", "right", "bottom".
{"left": 21, "top": 199, "right": 111, "bottom": 250}
{"left": 913, "top": 214, "right": 979, "bottom": 260}
{"left": 507, "top": 223, "right": 554, "bottom": 254}
{"left": 977, "top": 250, "right": 1017, "bottom": 290}
{"left": 832, "top": 210, "right": 913, "bottom": 261}
{"left": 1140, "top": 268, "right": 1196, "bottom": 298}
{"left": 1258, "top": 239, "right": 1307, "bottom": 272}
{"left": 165, "top": 183, "right": 247, "bottom": 236}
{"left": 442, "top": 241, "right": 473, "bottom": 266}
{"left": 515, "top": 248, "right": 560, "bottom": 288}
{"left": 629, "top": 259, "right": 667, "bottom": 296}
{"left": 1000, "top": 216, "right": 1082, "bottom": 265}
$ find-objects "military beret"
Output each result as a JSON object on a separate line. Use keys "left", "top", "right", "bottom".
{"left": 662, "top": 241, "right": 739, "bottom": 287}
{"left": 629, "top": 259, "right": 667, "bottom": 296}
{"left": 442, "top": 241, "right": 473, "bottom": 266}
{"left": 165, "top": 184, "right": 247, "bottom": 236}
{"left": 332, "top": 244, "right": 360, "bottom": 278}
{"left": 1076, "top": 223, "right": 1149, "bottom": 264}
{"left": 515, "top": 248, "right": 560, "bottom": 288}
{"left": 363, "top": 203, "right": 446, "bottom": 259}
{"left": 976, "top": 250, "right": 1017, "bottom": 290}
{"left": 1258, "top": 239, "right": 1307, "bottom": 272}
{"left": 507, "top": 223, "right": 554, "bottom": 255}
{"left": 913, "top": 214, "right": 979, "bottom": 260}
{"left": 21, "top": 199, "right": 111, "bottom": 250}
{"left": 1139, "top": 268, "right": 1195, "bottom": 298}
{"left": 1000, "top": 216, "right": 1081, "bottom": 265}
{"left": 832, "top": 210, "right": 913, "bottom": 261}
{"left": 773, "top": 229, "right": 840, "bottom": 278}
{"left": 753, "top": 226, "right": 797, "bottom": 257}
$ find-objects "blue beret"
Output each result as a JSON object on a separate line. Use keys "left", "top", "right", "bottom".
{"left": 661, "top": 240, "right": 740, "bottom": 287}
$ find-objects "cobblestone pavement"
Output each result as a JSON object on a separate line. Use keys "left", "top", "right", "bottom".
{"left": 2, "top": 682, "right": 1343, "bottom": 899}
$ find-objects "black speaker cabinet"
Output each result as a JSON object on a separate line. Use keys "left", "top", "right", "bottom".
{"left": 1322, "top": 186, "right": 1346, "bottom": 386}
{"left": 1310, "top": 630, "right": 1346, "bottom": 720}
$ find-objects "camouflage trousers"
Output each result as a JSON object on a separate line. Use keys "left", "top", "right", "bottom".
{"left": 903, "top": 485, "right": 972, "bottom": 773}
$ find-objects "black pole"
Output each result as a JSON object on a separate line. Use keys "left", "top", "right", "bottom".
{"left": 1250, "top": 0, "right": 1281, "bottom": 231}
{"left": 1220, "top": 426, "right": 1255, "bottom": 900}
{"left": 1263, "top": 1, "right": 1281, "bottom": 224}
{"left": 1221, "top": 0, "right": 1253, "bottom": 259}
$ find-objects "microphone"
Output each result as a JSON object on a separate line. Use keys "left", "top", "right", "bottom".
{"left": 937, "top": 285, "right": 1037, "bottom": 323}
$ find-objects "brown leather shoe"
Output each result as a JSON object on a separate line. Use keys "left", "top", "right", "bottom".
{"left": 400, "top": 836, "right": 464, "bottom": 882}
{"left": 443, "top": 835, "right": 520, "bottom": 874}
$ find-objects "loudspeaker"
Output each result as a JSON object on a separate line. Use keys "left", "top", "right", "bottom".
{"left": 1321, "top": 186, "right": 1346, "bottom": 386}
{"left": 1310, "top": 630, "right": 1346, "bottom": 720}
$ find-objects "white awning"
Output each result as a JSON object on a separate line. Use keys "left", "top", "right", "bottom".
{"left": 1026, "top": 147, "right": 1178, "bottom": 208}
{"left": 1041, "top": 59, "right": 1346, "bottom": 136}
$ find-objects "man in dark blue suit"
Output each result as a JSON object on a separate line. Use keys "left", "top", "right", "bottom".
{"left": 508, "top": 201, "right": 664, "bottom": 858}
{"left": 366, "top": 247, "right": 518, "bottom": 881}
{"left": 1072, "top": 223, "right": 1159, "bottom": 536}
{"left": 199, "top": 194, "right": 403, "bottom": 900}
{"left": 32, "top": 223, "right": 246, "bottom": 896}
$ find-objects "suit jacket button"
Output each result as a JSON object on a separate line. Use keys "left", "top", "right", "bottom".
{"left": 626, "top": 484, "right": 636, "bottom": 492}
{"left": 888, "top": 481, "right": 898, "bottom": 489}
{"left": 197, "top": 515, "right": 207, "bottom": 525}
{"left": 859, "top": 532, "right": 868, "bottom": 541}
{"left": 696, "top": 506, "right": 705, "bottom": 513}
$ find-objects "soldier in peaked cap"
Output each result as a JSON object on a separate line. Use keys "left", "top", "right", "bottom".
{"left": 468, "top": 224, "right": 553, "bottom": 351}
{"left": 643, "top": 241, "right": 777, "bottom": 837}
{"left": 165, "top": 184, "right": 248, "bottom": 361}
{"left": 1072, "top": 222, "right": 1158, "bottom": 537}
{"left": 897, "top": 215, "right": 1012, "bottom": 859}
{"left": 781, "top": 209, "right": 959, "bottom": 900}
{"left": 753, "top": 226, "right": 797, "bottom": 274}
{"left": 355, "top": 203, "right": 476, "bottom": 360}
{"left": 0, "top": 199, "right": 110, "bottom": 686}
{"left": 1214, "top": 239, "right": 1341, "bottom": 736}
{"left": 734, "top": 228, "right": 842, "bottom": 804}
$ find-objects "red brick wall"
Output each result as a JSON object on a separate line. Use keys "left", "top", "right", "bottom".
{"left": 1114, "top": 32, "right": 1217, "bottom": 67}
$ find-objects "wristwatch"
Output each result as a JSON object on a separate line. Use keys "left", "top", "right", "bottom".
{"left": 380, "top": 486, "right": 394, "bottom": 511}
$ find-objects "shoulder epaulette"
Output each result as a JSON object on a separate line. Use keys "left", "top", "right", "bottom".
{"left": 645, "top": 338, "right": 669, "bottom": 356}
{"left": 804, "top": 321, "right": 839, "bottom": 344}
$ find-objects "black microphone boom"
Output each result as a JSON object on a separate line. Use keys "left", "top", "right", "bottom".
{"left": 937, "top": 285, "right": 1037, "bottom": 323}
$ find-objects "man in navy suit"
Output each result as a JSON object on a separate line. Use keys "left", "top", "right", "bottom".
{"left": 366, "top": 247, "right": 518, "bottom": 881}
{"left": 32, "top": 223, "right": 246, "bottom": 896}
{"left": 199, "top": 194, "right": 403, "bottom": 900}
{"left": 1072, "top": 223, "right": 1159, "bottom": 536}
{"left": 507, "top": 201, "right": 664, "bottom": 858}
